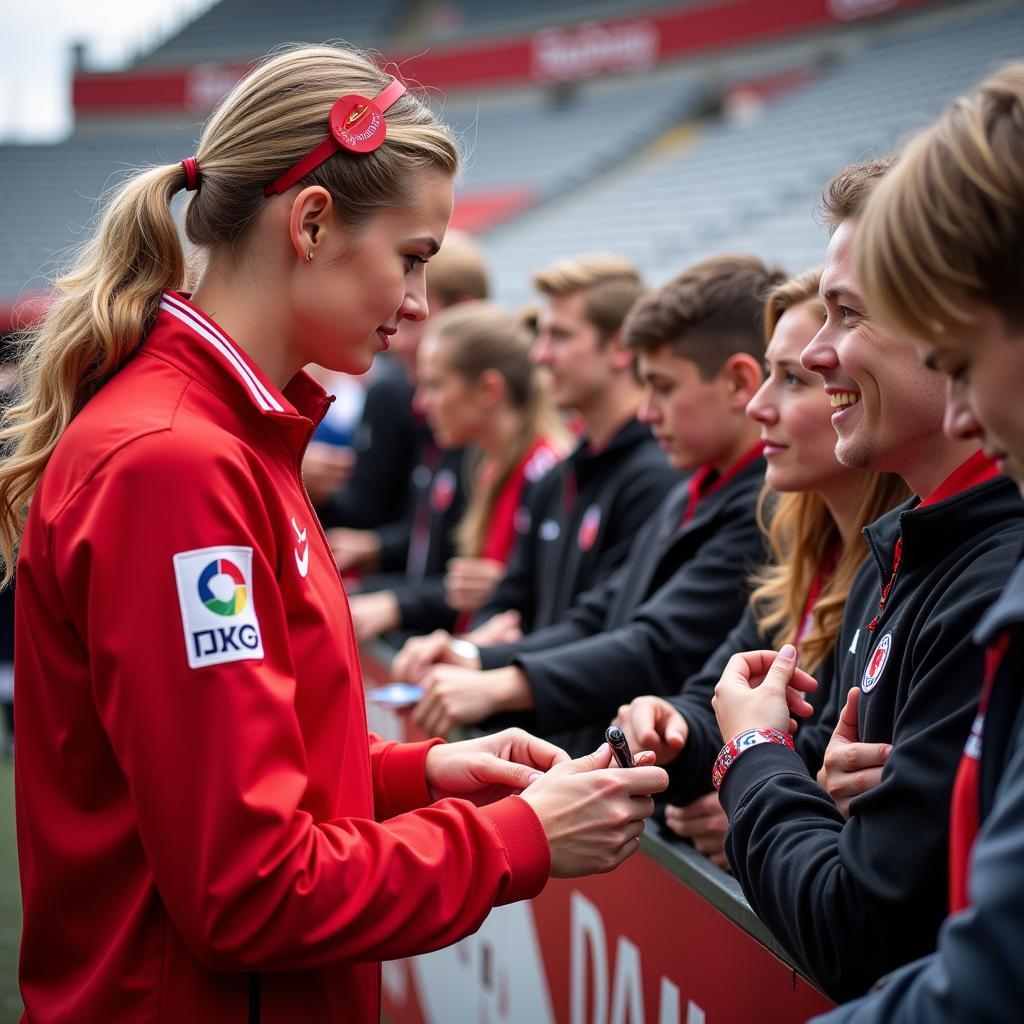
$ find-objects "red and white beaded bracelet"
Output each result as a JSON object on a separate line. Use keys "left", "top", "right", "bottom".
{"left": 712, "top": 728, "right": 795, "bottom": 791}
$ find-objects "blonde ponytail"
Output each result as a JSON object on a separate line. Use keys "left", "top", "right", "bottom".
{"left": 0, "top": 162, "right": 188, "bottom": 580}
{"left": 0, "top": 43, "right": 459, "bottom": 582}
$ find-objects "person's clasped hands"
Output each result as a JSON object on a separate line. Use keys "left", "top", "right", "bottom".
{"left": 424, "top": 728, "right": 669, "bottom": 876}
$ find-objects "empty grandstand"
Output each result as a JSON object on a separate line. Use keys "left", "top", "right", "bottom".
{"left": 2, "top": 0, "right": 1021, "bottom": 315}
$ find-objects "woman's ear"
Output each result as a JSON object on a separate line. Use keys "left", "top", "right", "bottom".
{"left": 288, "top": 186, "right": 334, "bottom": 263}
{"left": 475, "top": 368, "right": 507, "bottom": 408}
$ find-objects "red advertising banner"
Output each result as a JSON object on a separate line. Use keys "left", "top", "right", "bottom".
{"left": 72, "top": 0, "right": 940, "bottom": 113}
{"left": 359, "top": 647, "right": 835, "bottom": 1024}
{"left": 382, "top": 855, "right": 836, "bottom": 1024}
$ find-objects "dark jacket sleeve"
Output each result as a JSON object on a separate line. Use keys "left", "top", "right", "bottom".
{"left": 719, "top": 569, "right": 999, "bottom": 1002}
{"left": 376, "top": 518, "right": 414, "bottom": 574}
{"left": 813, "top": 722, "right": 1024, "bottom": 1023}
{"left": 664, "top": 605, "right": 765, "bottom": 805}
{"left": 471, "top": 479, "right": 547, "bottom": 632}
{"left": 392, "top": 577, "right": 459, "bottom": 634}
{"left": 586, "top": 459, "right": 681, "bottom": 593}
{"left": 477, "top": 556, "right": 635, "bottom": 670}
{"left": 516, "top": 515, "right": 758, "bottom": 735}
{"left": 319, "top": 372, "right": 417, "bottom": 531}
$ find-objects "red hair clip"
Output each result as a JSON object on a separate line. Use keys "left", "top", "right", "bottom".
{"left": 264, "top": 77, "right": 407, "bottom": 197}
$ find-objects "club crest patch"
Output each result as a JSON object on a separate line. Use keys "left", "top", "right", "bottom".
{"left": 431, "top": 468, "right": 457, "bottom": 513}
{"left": 173, "top": 546, "right": 264, "bottom": 669}
{"left": 861, "top": 632, "right": 892, "bottom": 693}
{"left": 577, "top": 503, "right": 601, "bottom": 551}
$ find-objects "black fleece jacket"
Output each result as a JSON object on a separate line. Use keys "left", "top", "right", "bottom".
{"left": 720, "top": 476, "right": 1024, "bottom": 1002}
{"left": 473, "top": 417, "right": 680, "bottom": 633}
{"left": 815, "top": 548, "right": 1024, "bottom": 1023}
{"left": 480, "top": 456, "right": 766, "bottom": 753}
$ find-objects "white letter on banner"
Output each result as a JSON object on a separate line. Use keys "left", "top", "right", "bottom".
{"left": 685, "top": 999, "right": 706, "bottom": 1024}
{"left": 610, "top": 936, "right": 644, "bottom": 1024}
{"left": 571, "top": 891, "right": 608, "bottom": 1024}
{"left": 657, "top": 978, "right": 679, "bottom": 1024}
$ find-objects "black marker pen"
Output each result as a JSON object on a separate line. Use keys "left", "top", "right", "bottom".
{"left": 605, "top": 725, "right": 635, "bottom": 768}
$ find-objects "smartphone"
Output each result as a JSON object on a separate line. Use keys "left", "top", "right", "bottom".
{"left": 365, "top": 683, "right": 426, "bottom": 709}
{"left": 605, "top": 725, "right": 635, "bottom": 768}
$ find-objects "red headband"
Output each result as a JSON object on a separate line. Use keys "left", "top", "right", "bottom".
{"left": 263, "top": 77, "right": 407, "bottom": 197}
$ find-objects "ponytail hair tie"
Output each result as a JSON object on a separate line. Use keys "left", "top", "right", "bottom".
{"left": 181, "top": 157, "right": 200, "bottom": 192}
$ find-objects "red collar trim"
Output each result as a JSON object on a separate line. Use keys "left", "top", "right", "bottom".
{"left": 156, "top": 292, "right": 326, "bottom": 421}
{"left": 918, "top": 450, "right": 1001, "bottom": 510}
{"left": 683, "top": 442, "right": 764, "bottom": 524}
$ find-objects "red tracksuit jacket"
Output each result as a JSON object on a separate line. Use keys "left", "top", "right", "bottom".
{"left": 14, "top": 292, "right": 549, "bottom": 1023}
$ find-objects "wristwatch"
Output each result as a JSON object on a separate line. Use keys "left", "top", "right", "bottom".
{"left": 448, "top": 638, "right": 480, "bottom": 662}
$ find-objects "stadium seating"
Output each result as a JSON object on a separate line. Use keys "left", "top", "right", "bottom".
{"left": 479, "top": 4, "right": 1024, "bottom": 306}
{"left": 136, "top": 0, "right": 404, "bottom": 66}
{"left": 2, "top": 1, "right": 1022, "bottom": 316}
{"left": 420, "top": 0, "right": 685, "bottom": 42}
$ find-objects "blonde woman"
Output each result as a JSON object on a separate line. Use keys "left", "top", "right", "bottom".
{"left": 615, "top": 269, "right": 907, "bottom": 865}
{"left": 0, "top": 46, "right": 667, "bottom": 1022}
{"left": 348, "top": 301, "right": 568, "bottom": 640}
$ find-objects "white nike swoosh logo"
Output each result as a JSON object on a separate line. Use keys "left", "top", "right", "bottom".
{"left": 295, "top": 545, "right": 309, "bottom": 578}
{"left": 291, "top": 517, "right": 307, "bottom": 544}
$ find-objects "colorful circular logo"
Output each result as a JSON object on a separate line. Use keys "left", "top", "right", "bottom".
{"left": 198, "top": 558, "right": 247, "bottom": 616}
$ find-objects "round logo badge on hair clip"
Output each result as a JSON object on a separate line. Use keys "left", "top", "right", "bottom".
{"left": 329, "top": 94, "right": 387, "bottom": 154}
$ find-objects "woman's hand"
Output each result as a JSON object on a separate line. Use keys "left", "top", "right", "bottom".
{"left": 424, "top": 728, "right": 569, "bottom": 806}
{"left": 816, "top": 687, "right": 891, "bottom": 817}
{"left": 613, "top": 695, "right": 689, "bottom": 766}
{"left": 519, "top": 743, "right": 667, "bottom": 877}
{"left": 391, "top": 629, "right": 480, "bottom": 684}
{"left": 466, "top": 610, "right": 522, "bottom": 646}
{"left": 712, "top": 645, "right": 817, "bottom": 743}
{"left": 347, "top": 591, "right": 400, "bottom": 642}
{"left": 444, "top": 557, "right": 505, "bottom": 613}
{"left": 413, "top": 666, "right": 532, "bottom": 737}
{"left": 302, "top": 441, "right": 355, "bottom": 506}
{"left": 664, "top": 792, "right": 731, "bottom": 870}
{"left": 325, "top": 527, "right": 381, "bottom": 574}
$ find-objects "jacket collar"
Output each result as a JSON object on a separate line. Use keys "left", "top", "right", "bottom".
{"left": 864, "top": 475, "right": 1024, "bottom": 582}
{"left": 658, "top": 453, "right": 765, "bottom": 541}
{"left": 570, "top": 416, "right": 652, "bottom": 473}
{"left": 150, "top": 292, "right": 330, "bottom": 429}
{"left": 976, "top": 547, "right": 1024, "bottom": 643}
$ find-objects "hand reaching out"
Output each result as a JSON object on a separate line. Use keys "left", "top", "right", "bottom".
{"left": 613, "top": 696, "right": 689, "bottom": 766}
{"left": 663, "top": 791, "right": 731, "bottom": 870}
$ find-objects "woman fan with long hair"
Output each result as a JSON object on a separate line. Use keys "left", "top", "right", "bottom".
{"left": 347, "top": 301, "right": 568, "bottom": 641}
{"left": 615, "top": 268, "right": 907, "bottom": 867}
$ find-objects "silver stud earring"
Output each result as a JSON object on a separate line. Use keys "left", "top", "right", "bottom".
{"left": 306, "top": 250, "right": 314, "bottom": 262}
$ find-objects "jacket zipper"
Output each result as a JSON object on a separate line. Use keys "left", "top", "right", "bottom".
{"left": 248, "top": 972, "right": 261, "bottom": 1023}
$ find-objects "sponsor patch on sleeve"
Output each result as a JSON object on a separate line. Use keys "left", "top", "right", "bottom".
{"left": 172, "top": 546, "right": 265, "bottom": 669}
